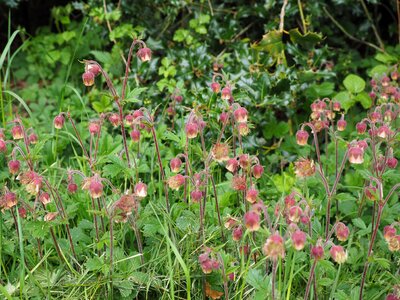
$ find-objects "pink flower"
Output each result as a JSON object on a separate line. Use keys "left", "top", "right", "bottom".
{"left": 54, "top": 115, "right": 65, "bottom": 130}
{"left": 211, "top": 82, "right": 221, "bottom": 93}
{"left": 136, "top": 47, "right": 152, "bottom": 62}
{"left": 245, "top": 187, "right": 259, "bottom": 204}
{"left": 134, "top": 182, "right": 147, "bottom": 198}
{"left": 291, "top": 230, "right": 307, "bottom": 250}
{"left": 296, "top": 130, "right": 309, "bottom": 146}
{"left": 221, "top": 86, "right": 232, "bottom": 100}
{"left": 234, "top": 107, "right": 248, "bottom": 123}
{"left": 11, "top": 125, "right": 23, "bottom": 139}
{"left": 8, "top": 160, "right": 20, "bottom": 175}
{"left": 244, "top": 211, "right": 260, "bottom": 231}
{"left": 82, "top": 71, "right": 95, "bottom": 86}
{"left": 263, "top": 233, "right": 285, "bottom": 260}
{"left": 335, "top": 222, "right": 349, "bottom": 242}
{"left": 170, "top": 157, "right": 182, "bottom": 173}
{"left": 311, "top": 245, "right": 324, "bottom": 260}
{"left": 185, "top": 122, "right": 199, "bottom": 139}
{"left": 330, "top": 245, "right": 348, "bottom": 264}
{"left": 167, "top": 174, "right": 185, "bottom": 190}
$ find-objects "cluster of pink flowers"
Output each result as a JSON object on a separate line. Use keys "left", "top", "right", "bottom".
{"left": 198, "top": 248, "right": 220, "bottom": 274}
{"left": 383, "top": 225, "right": 400, "bottom": 252}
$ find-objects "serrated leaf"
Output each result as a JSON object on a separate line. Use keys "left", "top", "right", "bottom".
{"left": 352, "top": 218, "right": 366, "bottom": 229}
{"left": 371, "top": 257, "right": 391, "bottom": 270}
{"left": 289, "top": 28, "right": 323, "bottom": 47}
{"left": 246, "top": 269, "right": 270, "bottom": 292}
{"left": 86, "top": 257, "right": 104, "bottom": 271}
{"left": 90, "top": 50, "right": 113, "bottom": 65}
{"left": 343, "top": 74, "right": 365, "bottom": 94}
{"left": 125, "top": 87, "right": 147, "bottom": 104}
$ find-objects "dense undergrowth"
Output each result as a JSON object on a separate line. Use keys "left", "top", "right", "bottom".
{"left": 1, "top": 1, "right": 400, "bottom": 299}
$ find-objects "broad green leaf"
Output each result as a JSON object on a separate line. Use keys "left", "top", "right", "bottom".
{"left": 375, "top": 52, "right": 398, "bottom": 64}
{"left": 333, "top": 91, "right": 354, "bottom": 111}
{"left": 354, "top": 91, "right": 372, "bottom": 109}
{"left": 368, "top": 64, "right": 389, "bottom": 77}
{"left": 343, "top": 74, "right": 365, "bottom": 94}
{"left": 352, "top": 218, "right": 366, "bottom": 229}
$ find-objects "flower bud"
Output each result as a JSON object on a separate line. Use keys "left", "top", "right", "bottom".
{"left": 86, "top": 63, "right": 100, "bottom": 76}
{"left": 291, "top": 230, "right": 307, "bottom": 250}
{"left": 311, "top": 245, "right": 324, "bottom": 260}
{"left": 370, "top": 111, "right": 381, "bottom": 123}
{"left": 0, "top": 139, "right": 6, "bottom": 153}
{"left": 245, "top": 187, "right": 258, "bottom": 204}
{"left": 190, "top": 189, "right": 203, "bottom": 202}
{"left": 296, "top": 130, "right": 309, "bottom": 146}
{"left": 11, "top": 125, "right": 23, "bottom": 140}
{"left": 18, "top": 207, "right": 27, "bottom": 218}
{"left": 337, "top": 119, "right": 347, "bottom": 131}
{"left": 238, "top": 154, "right": 250, "bottom": 169}
{"left": 244, "top": 211, "right": 260, "bottom": 231}
{"left": 108, "top": 114, "right": 120, "bottom": 127}
{"left": 356, "top": 122, "right": 367, "bottom": 134}
{"left": 387, "top": 157, "right": 398, "bottom": 169}
{"left": 8, "top": 160, "right": 20, "bottom": 175}
{"left": 174, "top": 95, "right": 183, "bottom": 103}
{"left": 170, "top": 157, "right": 182, "bottom": 173}
{"left": 333, "top": 102, "right": 341, "bottom": 111}
{"left": 221, "top": 86, "right": 232, "bottom": 100}
{"left": 89, "top": 122, "right": 101, "bottom": 135}
{"left": 335, "top": 222, "right": 349, "bottom": 241}
{"left": 219, "top": 112, "right": 229, "bottom": 123}
{"left": 252, "top": 164, "right": 264, "bottom": 179}
{"left": 211, "top": 82, "right": 221, "bottom": 93}
{"left": 28, "top": 133, "right": 38, "bottom": 144}
{"left": 185, "top": 122, "right": 199, "bottom": 139}
{"left": 234, "top": 107, "right": 248, "bottom": 123}
{"left": 232, "top": 226, "right": 243, "bottom": 241}
{"left": 68, "top": 182, "right": 78, "bottom": 194}
{"left": 136, "top": 47, "right": 152, "bottom": 62}
{"left": 381, "top": 75, "right": 390, "bottom": 87}
{"left": 130, "top": 129, "right": 141, "bottom": 142}
{"left": 82, "top": 71, "right": 95, "bottom": 86}
{"left": 54, "top": 115, "right": 65, "bottom": 129}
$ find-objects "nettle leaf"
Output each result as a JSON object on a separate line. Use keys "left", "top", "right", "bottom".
{"left": 343, "top": 74, "right": 365, "bottom": 94}
{"left": 352, "top": 218, "right": 366, "bottom": 229}
{"left": 245, "top": 269, "right": 270, "bottom": 292}
{"left": 289, "top": 28, "right": 323, "bottom": 47}
{"left": 86, "top": 256, "right": 104, "bottom": 271}
{"left": 90, "top": 50, "right": 113, "bottom": 65}
{"left": 124, "top": 87, "right": 147, "bottom": 104}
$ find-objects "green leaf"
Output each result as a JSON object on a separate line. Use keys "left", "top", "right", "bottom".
{"left": 375, "top": 52, "right": 398, "bottom": 64}
{"left": 352, "top": 218, "right": 366, "bottom": 229}
{"left": 354, "top": 91, "right": 372, "bottom": 109}
{"left": 86, "top": 257, "right": 104, "bottom": 271}
{"left": 246, "top": 269, "right": 270, "bottom": 292}
{"left": 125, "top": 87, "right": 147, "bottom": 103}
{"left": 289, "top": 28, "right": 323, "bottom": 47}
{"left": 251, "top": 30, "right": 284, "bottom": 57}
{"left": 90, "top": 50, "right": 112, "bottom": 65}
{"left": 333, "top": 91, "right": 354, "bottom": 111}
{"left": 343, "top": 74, "right": 365, "bottom": 94}
{"left": 368, "top": 64, "right": 389, "bottom": 77}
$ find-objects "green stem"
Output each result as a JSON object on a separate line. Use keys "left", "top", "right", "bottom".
{"left": 286, "top": 251, "right": 296, "bottom": 300}
{"left": 16, "top": 207, "right": 25, "bottom": 298}
{"left": 297, "top": 0, "right": 307, "bottom": 33}
{"left": 330, "top": 264, "right": 342, "bottom": 299}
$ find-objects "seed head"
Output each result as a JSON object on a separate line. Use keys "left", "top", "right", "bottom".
{"left": 211, "top": 143, "right": 230, "bottom": 162}
{"left": 231, "top": 175, "right": 247, "bottom": 191}
{"left": 294, "top": 158, "right": 315, "bottom": 177}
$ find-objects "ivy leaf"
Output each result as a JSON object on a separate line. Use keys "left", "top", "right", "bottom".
{"left": 343, "top": 74, "right": 365, "bottom": 94}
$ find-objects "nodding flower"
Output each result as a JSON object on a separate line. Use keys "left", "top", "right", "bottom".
{"left": 296, "top": 130, "right": 309, "bottom": 146}
{"left": 136, "top": 47, "right": 152, "bottom": 62}
{"left": 263, "top": 233, "right": 285, "bottom": 260}
{"left": 244, "top": 211, "right": 260, "bottom": 232}
{"left": 54, "top": 115, "right": 65, "bottom": 130}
